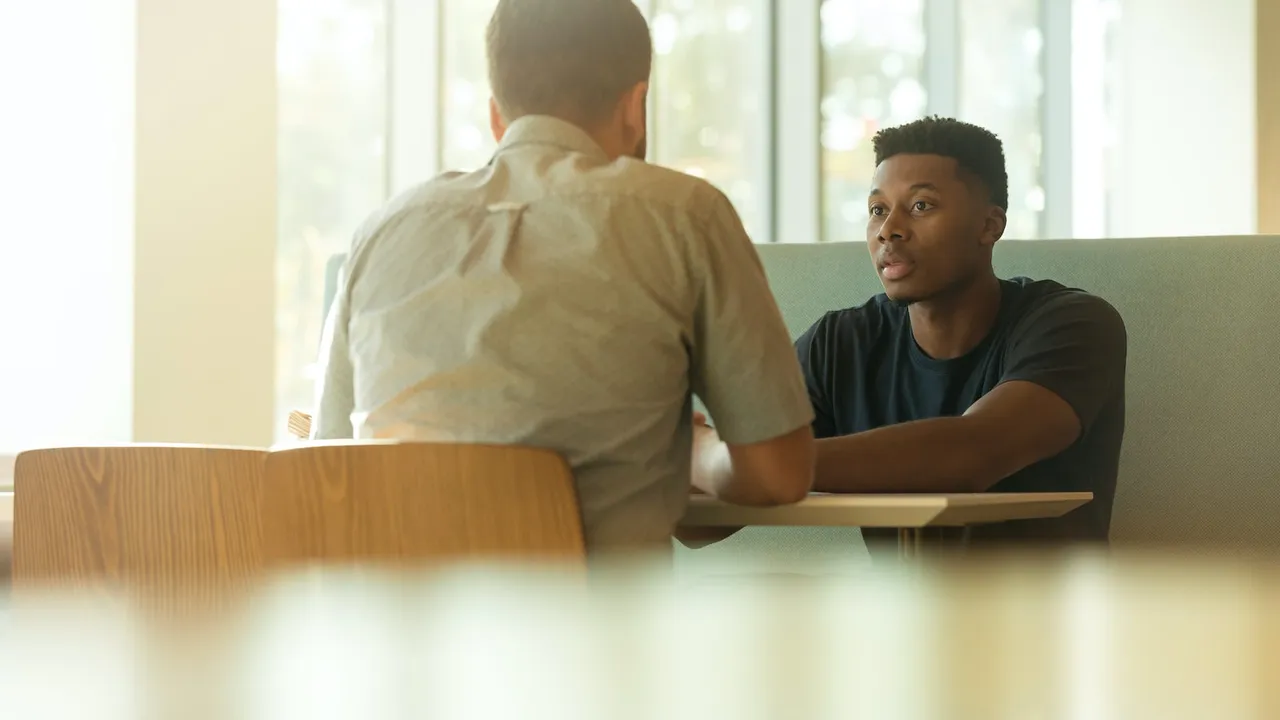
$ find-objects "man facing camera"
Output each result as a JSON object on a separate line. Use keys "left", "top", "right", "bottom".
{"left": 311, "top": 0, "right": 815, "bottom": 557}
{"left": 801, "top": 116, "right": 1126, "bottom": 548}
{"left": 693, "top": 117, "right": 1126, "bottom": 549}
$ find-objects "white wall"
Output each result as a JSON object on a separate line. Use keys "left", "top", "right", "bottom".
{"left": 0, "top": 0, "right": 276, "bottom": 457}
{"left": 133, "top": 0, "right": 276, "bottom": 446}
{"left": 1110, "top": 0, "right": 1258, "bottom": 238}
{"left": 0, "top": 0, "right": 137, "bottom": 451}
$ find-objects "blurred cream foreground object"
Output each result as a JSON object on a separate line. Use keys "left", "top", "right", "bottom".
{"left": 0, "top": 554, "right": 1277, "bottom": 719}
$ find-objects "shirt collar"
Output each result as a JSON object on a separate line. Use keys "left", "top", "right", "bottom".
{"left": 494, "top": 115, "right": 609, "bottom": 161}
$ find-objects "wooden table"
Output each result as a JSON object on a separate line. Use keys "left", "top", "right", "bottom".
{"left": 680, "top": 492, "right": 1093, "bottom": 557}
{"left": 0, "top": 491, "right": 1090, "bottom": 566}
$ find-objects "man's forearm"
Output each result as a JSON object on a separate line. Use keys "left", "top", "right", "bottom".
{"left": 693, "top": 439, "right": 799, "bottom": 506}
{"left": 814, "top": 416, "right": 998, "bottom": 494}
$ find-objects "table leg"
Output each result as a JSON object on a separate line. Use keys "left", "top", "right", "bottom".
{"left": 897, "top": 528, "right": 922, "bottom": 560}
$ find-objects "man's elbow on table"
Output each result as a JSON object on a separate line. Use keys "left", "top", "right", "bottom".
{"left": 719, "top": 424, "right": 816, "bottom": 506}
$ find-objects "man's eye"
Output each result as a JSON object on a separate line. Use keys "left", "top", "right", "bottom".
{"left": 913, "top": 201, "right": 932, "bottom": 212}
{"left": 869, "top": 206, "right": 885, "bottom": 216}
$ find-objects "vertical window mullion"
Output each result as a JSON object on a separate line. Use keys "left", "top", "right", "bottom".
{"left": 755, "top": 0, "right": 776, "bottom": 243}
{"left": 1041, "top": 0, "right": 1074, "bottom": 239}
{"left": 924, "top": 0, "right": 960, "bottom": 118}
{"left": 775, "top": 0, "right": 821, "bottom": 244}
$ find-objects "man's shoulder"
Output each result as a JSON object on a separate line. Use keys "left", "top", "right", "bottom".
{"left": 427, "top": 156, "right": 732, "bottom": 228}
{"left": 584, "top": 158, "right": 733, "bottom": 221}
{"left": 390, "top": 170, "right": 483, "bottom": 212}
{"left": 1002, "top": 278, "right": 1127, "bottom": 364}
{"left": 345, "top": 159, "right": 746, "bottom": 280}
{"left": 356, "top": 171, "right": 471, "bottom": 228}
{"left": 338, "top": 171, "right": 484, "bottom": 277}
{"left": 802, "top": 293, "right": 904, "bottom": 345}
{"left": 1006, "top": 278, "right": 1125, "bottom": 331}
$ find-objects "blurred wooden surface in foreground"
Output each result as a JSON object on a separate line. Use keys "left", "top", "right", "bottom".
{"left": 2, "top": 552, "right": 1278, "bottom": 719}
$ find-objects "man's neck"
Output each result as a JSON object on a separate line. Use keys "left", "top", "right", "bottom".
{"left": 907, "top": 273, "right": 1003, "bottom": 360}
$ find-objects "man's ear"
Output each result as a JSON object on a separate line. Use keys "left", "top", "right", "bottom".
{"left": 981, "top": 206, "right": 1007, "bottom": 246}
{"left": 489, "top": 97, "right": 508, "bottom": 143}
{"left": 621, "top": 81, "right": 648, "bottom": 142}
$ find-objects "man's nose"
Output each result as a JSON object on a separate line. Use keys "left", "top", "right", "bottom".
{"left": 876, "top": 211, "right": 908, "bottom": 243}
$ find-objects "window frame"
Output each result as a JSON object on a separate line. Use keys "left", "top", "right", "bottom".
{"left": 383, "top": 0, "right": 1080, "bottom": 242}
{"left": 387, "top": 0, "right": 444, "bottom": 196}
{"left": 773, "top": 0, "right": 821, "bottom": 244}
{"left": 1041, "top": 0, "right": 1075, "bottom": 239}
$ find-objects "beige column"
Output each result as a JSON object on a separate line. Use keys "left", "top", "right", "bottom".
{"left": 1260, "top": 0, "right": 1280, "bottom": 234}
{"left": 133, "top": 0, "right": 277, "bottom": 446}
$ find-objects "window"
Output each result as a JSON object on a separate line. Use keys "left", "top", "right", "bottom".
{"left": 441, "top": 0, "right": 500, "bottom": 171}
{"left": 438, "top": 0, "right": 773, "bottom": 238}
{"left": 275, "top": 0, "right": 1139, "bottom": 422}
{"left": 819, "top": 0, "right": 926, "bottom": 244}
{"left": 276, "top": 0, "right": 389, "bottom": 437}
{"left": 650, "top": 0, "right": 771, "bottom": 239}
{"left": 958, "top": 0, "right": 1044, "bottom": 241}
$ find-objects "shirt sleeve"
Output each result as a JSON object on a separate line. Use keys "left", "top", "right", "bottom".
{"left": 795, "top": 316, "right": 840, "bottom": 439}
{"left": 310, "top": 259, "right": 356, "bottom": 439}
{"left": 1000, "top": 292, "right": 1127, "bottom": 435}
{"left": 688, "top": 189, "right": 814, "bottom": 445}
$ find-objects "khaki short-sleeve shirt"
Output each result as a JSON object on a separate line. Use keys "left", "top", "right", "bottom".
{"left": 313, "top": 116, "right": 812, "bottom": 551}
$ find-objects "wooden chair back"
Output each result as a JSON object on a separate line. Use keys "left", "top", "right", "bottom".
{"left": 12, "top": 446, "right": 265, "bottom": 596}
{"left": 1, "top": 492, "right": 11, "bottom": 584}
{"left": 261, "top": 441, "right": 585, "bottom": 568}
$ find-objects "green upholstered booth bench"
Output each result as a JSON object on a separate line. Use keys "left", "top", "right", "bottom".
{"left": 676, "top": 235, "right": 1280, "bottom": 574}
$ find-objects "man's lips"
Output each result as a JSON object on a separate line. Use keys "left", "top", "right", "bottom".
{"left": 878, "top": 257, "right": 914, "bottom": 281}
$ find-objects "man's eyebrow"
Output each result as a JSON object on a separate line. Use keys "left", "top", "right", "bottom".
{"left": 869, "top": 182, "right": 943, "bottom": 198}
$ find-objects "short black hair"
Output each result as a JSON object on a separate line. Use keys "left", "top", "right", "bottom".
{"left": 486, "top": 0, "right": 652, "bottom": 128}
{"left": 872, "top": 116, "right": 1009, "bottom": 211}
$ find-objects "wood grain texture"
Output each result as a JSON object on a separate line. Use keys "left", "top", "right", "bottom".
{"left": 0, "top": 491, "right": 11, "bottom": 584}
{"left": 11, "top": 446, "right": 265, "bottom": 597}
{"left": 262, "top": 441, "right": 585, "bottom": 568}
{"left": 286, "top": 410, "right": 311, "bottom": 439}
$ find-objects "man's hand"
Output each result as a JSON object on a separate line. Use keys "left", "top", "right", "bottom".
{"left": 689, "top": 410, "right": 721, "bottom": 495}
{"left": 674, "top": 524, "right": 743, "bottom": 549}
{"left": 682, "top": 409, "right": 745, "bottom": 548}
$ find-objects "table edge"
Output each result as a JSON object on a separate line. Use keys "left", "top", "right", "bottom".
{"left": 680, "top": 492, "right": 1094, "bottom": 528}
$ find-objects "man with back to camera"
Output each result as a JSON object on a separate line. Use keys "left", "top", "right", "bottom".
{"left": 310, "top": 0, "right": 816, "bottom": 557}
{"left": 693, "top": 116, "right": 1127, "bottom": 550}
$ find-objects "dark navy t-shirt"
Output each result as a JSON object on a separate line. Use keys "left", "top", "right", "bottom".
{"left": 795, "top": 277, "right": 1127, "bottom": 546}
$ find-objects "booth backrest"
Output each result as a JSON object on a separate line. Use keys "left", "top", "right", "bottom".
{"left": 742, "top": 237, "right": 1280, "bottom": 544}
{"left": 680, "top": 236, "right": 1280, "bottom": 571}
